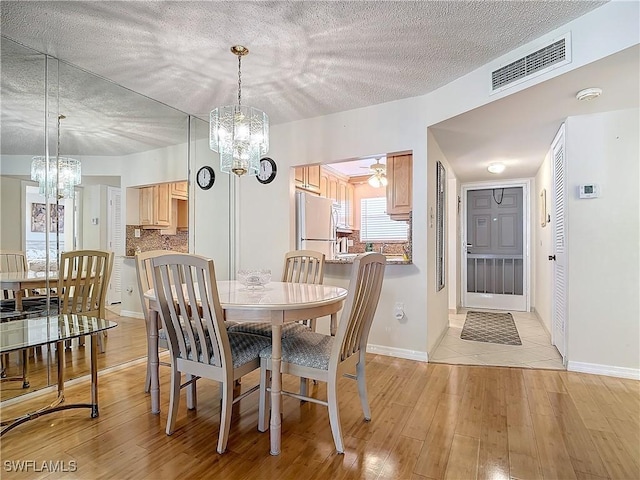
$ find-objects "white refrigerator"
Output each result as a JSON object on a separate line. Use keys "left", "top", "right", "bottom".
{"left": 296, "top": 191, "right": 336, "bottom": 259}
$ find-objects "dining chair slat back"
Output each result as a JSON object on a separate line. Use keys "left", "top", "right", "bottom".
{"left": 58, "top": 250, "right": 113, "bottom": 351}
{"left": 135, "top": 250, "right": 188, "bottom": 392}
{"left": 258, "top": 252, "right": 386, "bottom": 453}
{"left": 281, "top": 250, "right": 325, "bottom": 285}
{"left": 152, "top": 253, "right": 270, "bottom": 454}
{"left": 0, "top": 251, "right": 29, "bottom": 301}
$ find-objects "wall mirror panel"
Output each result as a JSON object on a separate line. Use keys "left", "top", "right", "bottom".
{"left": 0, "top": 36, "right": 222, "bottom": 401}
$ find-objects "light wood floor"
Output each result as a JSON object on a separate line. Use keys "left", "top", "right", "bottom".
{"left": 1, "top": 352, "right": 638, "bottom": 479}
{"left": 1, "top": 308, "right": 147, "bottom": 402}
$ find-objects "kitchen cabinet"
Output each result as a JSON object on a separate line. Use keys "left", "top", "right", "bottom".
{"left": 346, "top": 184, "right": 355, "bottom": 228}
{"left": 386, "top": 153, "right": 412, "bottom": 221}
{"left": 140, "top": 184, "right": 171, "bottom": 228}
{"left": 171, "top": 181, "right": 188, "bottom": 200}
{"left": 295, "top": 164, "right": 321, "bottom": 193}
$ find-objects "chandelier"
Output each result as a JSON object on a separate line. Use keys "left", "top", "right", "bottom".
{"left": 31, "top": 114, "right": 81, "bottom": 199}
{"left": 210, "top": 45, "right": 269, "bottom": 176}
{"left": 367, "top": 159, "right": 388, "bottom": 188}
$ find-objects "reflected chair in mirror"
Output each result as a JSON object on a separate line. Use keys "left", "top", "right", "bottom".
{"left": 135, "top": 250, "right": 188, "bottom": 393}
{"left": 1, "top": 250, "right": 52, "bottom": 318}
{"left": 57, "top": 249, "right": 114, "bottom": 352}
{"left": 258, "top": 253, "right": 386, "bottom": 453}
{"left": 152, "top": 253, "right": 270, "bottom": 454}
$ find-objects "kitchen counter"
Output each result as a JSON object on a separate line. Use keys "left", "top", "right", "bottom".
{"left": 327, "top": 254, "right": 412, "bottom": 265}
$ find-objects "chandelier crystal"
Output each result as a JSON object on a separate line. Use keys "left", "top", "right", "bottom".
{"left": 30, "top": 114, "right": 81, "bottom": 199}
{"left": 210, "top": 45, "right": 269, "bottom": 176}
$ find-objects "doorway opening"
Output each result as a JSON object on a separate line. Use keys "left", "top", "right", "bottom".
{"left": 461, "top": 181, "right": 530, "bottom": 312}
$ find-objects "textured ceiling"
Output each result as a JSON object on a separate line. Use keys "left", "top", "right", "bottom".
{"left": 1, "top": 1, "right": 607, "bottom": 124}
{"left": 2, "top": 0, "right": 626, "bottom": 179}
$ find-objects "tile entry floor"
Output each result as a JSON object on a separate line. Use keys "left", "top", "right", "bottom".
{"left": 430, "top": 309, "right": 565, "bottom": 370}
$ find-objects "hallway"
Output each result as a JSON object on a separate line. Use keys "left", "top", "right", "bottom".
{"left": 431, "top": 309, "right": 564, "bottom": 369}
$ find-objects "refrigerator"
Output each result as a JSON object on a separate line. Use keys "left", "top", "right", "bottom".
{"left": 296, "top": 191, "right": 336, "bottom": 259}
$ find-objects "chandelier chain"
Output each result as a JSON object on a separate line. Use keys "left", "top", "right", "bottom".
{"left": 237, "top": 55, "right": 242, "bottom": 107}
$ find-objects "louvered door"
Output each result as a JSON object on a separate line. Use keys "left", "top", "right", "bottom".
{"left": 551, "top": 125, "right": 567, "bottom": 361}
{"left": 107, "top": 187, "right": 122, "bottom": 305}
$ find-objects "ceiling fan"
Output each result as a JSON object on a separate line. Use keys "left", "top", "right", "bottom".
{"left": 361, "top": 158, "right": 388, "bottom": 188}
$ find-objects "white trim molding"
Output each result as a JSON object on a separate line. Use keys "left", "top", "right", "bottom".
{"left": 367, "top": 344, "right": 428, "bottom": 363}
{"left": 119, "top": 310, "right": 144, "bottom": 320}
{"left": 567, "top": 361, "right": 640, "bottom": 380}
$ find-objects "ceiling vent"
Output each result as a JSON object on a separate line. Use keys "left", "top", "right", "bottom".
{"left": 491, "top": 33, "right": 571, "bottom": 93}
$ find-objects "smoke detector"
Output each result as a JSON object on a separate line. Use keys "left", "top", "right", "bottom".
{"left": 576, "top": 88, "right": 602, "bottom": 101}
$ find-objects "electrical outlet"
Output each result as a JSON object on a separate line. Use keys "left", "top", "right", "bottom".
{"left": 347, "top": 239, "right": 354, "bottom": 247}
{"left": 134, "top": 228, "right": 141, "bottom": 238}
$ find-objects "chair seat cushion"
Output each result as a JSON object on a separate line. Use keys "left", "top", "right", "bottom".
{"left": 181, "top": 329, "right": 271, "bottom": 369}
{"left": 259, "top": 331, "right": 334, "bottom": 370}
{"left": 227, "top": 321, "right": 311, "bottom": 338}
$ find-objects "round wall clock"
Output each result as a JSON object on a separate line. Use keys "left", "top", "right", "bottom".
{"left": 257, "top": 157, "right": 277, "bottom": 184}
{"left": 196, "top": 166, "right": 215, "bottom": 190}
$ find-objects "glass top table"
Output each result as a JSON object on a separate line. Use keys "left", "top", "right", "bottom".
{"left": 0, "top": 314, "right": 117, "bottom": 436}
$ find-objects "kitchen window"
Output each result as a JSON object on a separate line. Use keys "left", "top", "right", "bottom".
{"left": 360, "top": 197, "right": 409, "bottom": 242}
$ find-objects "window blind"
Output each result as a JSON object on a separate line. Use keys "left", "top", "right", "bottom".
{"left": 360, "top": 197, "right": 408, "bottom": 242}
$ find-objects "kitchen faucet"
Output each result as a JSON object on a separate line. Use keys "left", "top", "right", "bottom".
{"left": 379, "top": 243, "right": 387, "bottom": 254}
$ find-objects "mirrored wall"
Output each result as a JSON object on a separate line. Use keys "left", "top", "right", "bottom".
{"left": 1, "top": 37, "right": 227, "bottom": 401}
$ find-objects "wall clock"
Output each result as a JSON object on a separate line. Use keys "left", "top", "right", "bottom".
{"left": 257, "top": 157, "right": 277, "bottom": 184}
{"left": 196, "top": 166, "right": 215, "bottom": 190}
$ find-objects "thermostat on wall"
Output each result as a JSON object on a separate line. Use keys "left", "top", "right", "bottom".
{"left": 578, "top": 184, "right": 600, "bottom": 199}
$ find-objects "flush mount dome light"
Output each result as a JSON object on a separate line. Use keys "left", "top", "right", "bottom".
{"left": 576, "top": 87, "right": 603, "bottom": 101}
{"left": 487, "top": 163, "right": 505, "bottom": 174}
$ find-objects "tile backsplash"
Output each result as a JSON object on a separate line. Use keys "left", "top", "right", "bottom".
{"left": 125, "top": 225, "right": 188, "bottom": 256}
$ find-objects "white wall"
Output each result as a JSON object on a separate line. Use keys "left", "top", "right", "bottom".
{"left": 565, "top": 108, "right": 639, "bottom": 374}
{"left": 0, "top": 177, "right": 23, "bottom": 250}
{"left": 187, "top": 1, "right": 639, "bottom": 362}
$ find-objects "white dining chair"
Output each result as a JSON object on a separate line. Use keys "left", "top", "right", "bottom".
{"left": 152, "top": 253, "right": 271, "bottom": 454}
{"left": 258, "top": 252, "right": 386, "bottom": 453}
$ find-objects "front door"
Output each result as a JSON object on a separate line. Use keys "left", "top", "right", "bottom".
{"left": 462, "top": 183, "right": 528, "bottom": 311}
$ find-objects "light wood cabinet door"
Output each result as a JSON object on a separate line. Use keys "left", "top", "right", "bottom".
{"left": 346, "top": 184, "right": 355, "bottom": 227}
{"left": 155, "top": 184, "right": 171, "bottom": 226}
{"left": 140, "top": 184, "right": 171, "bottom": 228}
{"left": 386, "top": 153, "right": 412, "bottom": 220}
{"left": 328, "top": 177, "right": 338, "bottom": 202}
{"left": 171, "top": 181, "right": 188, "bottom": 200}
{"left": 320, "top": 173, "right": 329, "bottom": 198}
{"left": 139, "top": 187, "right": 154, "bottom": 226}
{"left": 295, "top": 165, "right": 321, "bottom": 194}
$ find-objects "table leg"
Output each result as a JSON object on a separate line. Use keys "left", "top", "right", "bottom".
{"left": 15, "top": 290, "right": 24, "bottom": 312}
{"left": 149, "top": 310, "right": 160, "bottom": 414}
{"left": 90, "top": 334, "right": 99, "bottom": 418}
{"left": 270, "top": 324, "right": 283, "bottom": 456}
{"left": 330, "top": 312, "right": 338, "bottom": 336}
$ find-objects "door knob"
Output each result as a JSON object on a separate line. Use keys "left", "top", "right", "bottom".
{"left": 466, "top": 243, "right": 473, "bottom": 247}
{"left": 548, "top": 255, "right": 556, "bottom": 261}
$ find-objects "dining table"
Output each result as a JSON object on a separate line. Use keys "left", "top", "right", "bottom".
{"left": 0, "top": 314, "right": 117, "bottom": 436}
{"left": 0, "top": 271, "right": 58, "bottom": 312}
{"left": 145, "top": 280, "right": 348, "bottom": 455}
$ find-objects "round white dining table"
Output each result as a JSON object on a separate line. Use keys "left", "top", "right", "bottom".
{"left": 144, "top": 280, "right": 347, "bottom": 455}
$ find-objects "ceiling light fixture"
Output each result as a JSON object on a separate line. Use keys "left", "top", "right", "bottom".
{"left": 31, "top": 114, "right": 81, "bottom": 199}
{"left": 487, "top": 163, "right": 506, "bottom": 174}
{"left": 367, "top": 159, "right": 388, "bottom": 188}
{"left": 210, "top": 45, "right": 269, "bottom": 176}
{"left": 576, "top": 87, "right": 603, "bottom": 101}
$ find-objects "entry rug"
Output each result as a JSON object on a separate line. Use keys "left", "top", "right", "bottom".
{"left": 460, "top": 311, "right": 522, "bottom": 345}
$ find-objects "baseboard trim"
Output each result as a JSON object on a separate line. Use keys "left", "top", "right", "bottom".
{"left": 120, "top": 310, "right": 144, "bottom": 319}
{"left": 367, "top": 343, "right": 428, "bottom": 363}
{"left": 567, "top": 361, "right": 640, "bottom": 380}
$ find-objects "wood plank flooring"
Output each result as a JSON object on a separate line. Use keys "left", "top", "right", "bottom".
{"left": 1, "top": 352, "right": 638, "bottom": 479}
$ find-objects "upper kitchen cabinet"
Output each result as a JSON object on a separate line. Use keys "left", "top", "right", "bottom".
{"left": 386, "top": 152, "right": 413, "bottom": 221}
{"left": 171, "top": 181, "right": 188, "bottom": 200}
{"left": 140, "top": 184, "right": 171, "bottom": 228}
{"left": 295, "top": 164, "right": 321, "bottom": 193}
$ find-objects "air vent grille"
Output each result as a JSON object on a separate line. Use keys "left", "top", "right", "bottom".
{"left": 492, "top": 38, "right": 567, "bottom": 91}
